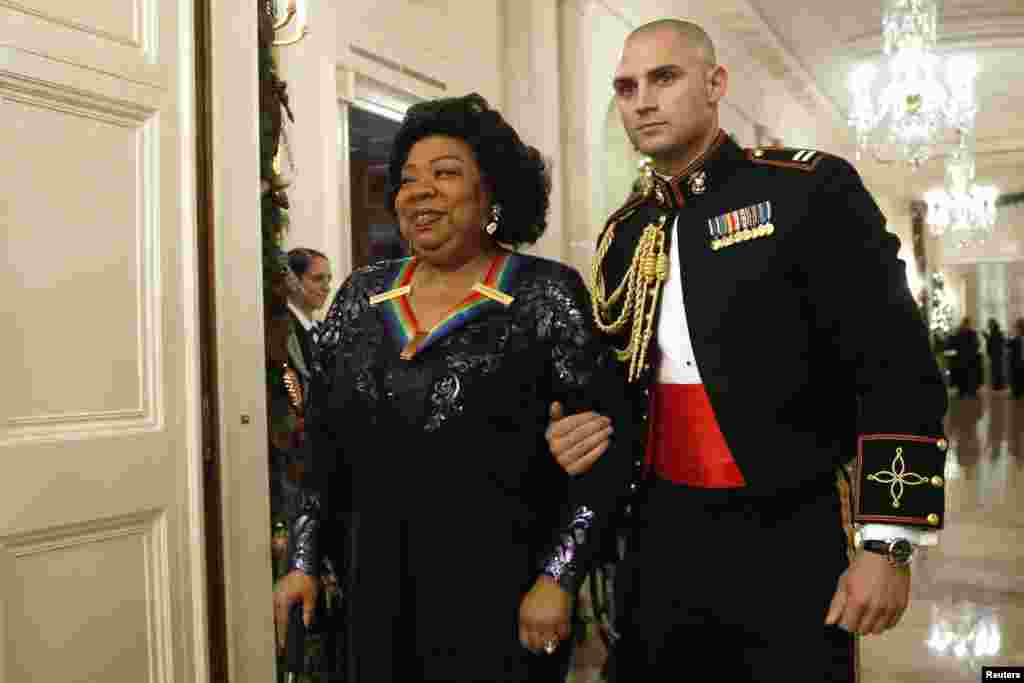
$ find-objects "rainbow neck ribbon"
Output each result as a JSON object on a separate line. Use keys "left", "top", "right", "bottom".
{"left": 373, "top": 252, "right": 521, "bottom": 360}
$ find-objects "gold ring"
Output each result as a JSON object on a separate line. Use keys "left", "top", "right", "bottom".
{"left": 543, "top": 639, "right": 557, "bottom": 655}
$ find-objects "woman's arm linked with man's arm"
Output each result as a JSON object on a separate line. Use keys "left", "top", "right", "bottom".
{"left": 518, "top": 266, "right": 634, "bottom": 654}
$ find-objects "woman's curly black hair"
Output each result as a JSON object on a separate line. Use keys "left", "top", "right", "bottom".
{"left": 387, "top": 93, "right": 551, "bottom": 247}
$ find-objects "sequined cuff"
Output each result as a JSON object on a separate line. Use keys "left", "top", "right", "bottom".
{"left": 540, "top": 506, "right": 595, "bottom": 594}
{"left": 287, "top": 489, "right": 321, "bottom": 576}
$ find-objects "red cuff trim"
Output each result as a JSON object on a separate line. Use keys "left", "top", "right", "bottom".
{"left": 859, "top": 434, "right": 944, "bottom": 445}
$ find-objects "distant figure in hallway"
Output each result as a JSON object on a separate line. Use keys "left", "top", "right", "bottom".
{"left": 1008, "top": 318, "right": 1024, "bottom": 398}
{"left": 949, "top": 317, "right": 981, "bottom": 397}
{"left": 984, "top": 318, "right": 1006, "bottom": 391}
{"left": 278, "top": 248, "right": 333, "bottom": 488}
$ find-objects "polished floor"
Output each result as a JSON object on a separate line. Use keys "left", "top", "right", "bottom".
{"left": 860, "top": 387, "right": 1023, "bottom": 682}
{"left": 567, "top": 386, "right": 1024, "bottom": 682}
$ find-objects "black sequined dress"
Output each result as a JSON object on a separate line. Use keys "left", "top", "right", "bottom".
{"left": 289, "top": 251, "right": 631, "bottom": 682}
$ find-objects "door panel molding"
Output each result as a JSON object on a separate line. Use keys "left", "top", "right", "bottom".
{"left": 0, "top": 1, "right": 150, "bottom": 50}
{"left": 0, "top": 1, "right": 208, "bottom": 682}
{"left": 1, "top": 510, "right": 174, "bottom": 683}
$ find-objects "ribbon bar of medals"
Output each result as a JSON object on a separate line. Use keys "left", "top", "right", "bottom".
{"left": 708, "top": 201, "right": 774, "bottom": 251}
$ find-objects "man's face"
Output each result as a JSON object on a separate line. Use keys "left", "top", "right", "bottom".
{"left": 613, "top": 28, "right": 719, "bottom": 167}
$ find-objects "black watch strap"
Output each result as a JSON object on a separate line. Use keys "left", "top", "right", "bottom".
{"left": 862, "top": 538, "right": 914, "bottom": 566}
{"left": 861, "top": 540, "right": 890, "bottom": 555}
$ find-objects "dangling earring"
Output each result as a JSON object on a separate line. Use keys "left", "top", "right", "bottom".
{"left": 484, "top": 204, "right": 502, "bottom": 236}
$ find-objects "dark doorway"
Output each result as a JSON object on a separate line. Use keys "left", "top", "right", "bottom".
{"left": 348, "top": 107, "right": 405, "bottom": 268}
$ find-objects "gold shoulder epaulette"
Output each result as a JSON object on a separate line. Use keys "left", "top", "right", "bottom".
{"left": 746, "top": 147, "right": 826, "bottom": 172}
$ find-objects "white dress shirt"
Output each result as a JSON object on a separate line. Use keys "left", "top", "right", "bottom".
{"left": 287, "top": 300, "right": 316, "bottom": 332}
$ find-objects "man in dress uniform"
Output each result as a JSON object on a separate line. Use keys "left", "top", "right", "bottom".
{"left": 546, "top": 19, "right": 949, "bottom": 681}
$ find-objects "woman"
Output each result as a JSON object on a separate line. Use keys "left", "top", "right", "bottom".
{"left": 287, "top": 247, "right": 333, "bottom": 348}
{"left": 274, "top": 248, "right": 333, "bottom": 487}
{"left": 274, "top": 94, "right": 629, "bottom": 681}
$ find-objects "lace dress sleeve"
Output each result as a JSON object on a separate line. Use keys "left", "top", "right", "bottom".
{"left": 532, "top": 267, "right": 633, "bottom": 594}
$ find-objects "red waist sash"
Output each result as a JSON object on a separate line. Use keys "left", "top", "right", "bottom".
{"left": 645, "top": 383, "right": 746, "bottom": 488}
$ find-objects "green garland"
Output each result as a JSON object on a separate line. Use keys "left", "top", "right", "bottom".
{"left": 258, "top": 0, "right": 296, "bottom": 447}
{"left": 260, "top": 5, "right": 329, "bottom": 680}
{"left": 997, "top": 191, "right": 1024, "bottom": 208}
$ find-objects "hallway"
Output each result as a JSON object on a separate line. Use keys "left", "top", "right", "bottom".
{"left": 860, "top": 388, "right": 1024, "bottom": 681}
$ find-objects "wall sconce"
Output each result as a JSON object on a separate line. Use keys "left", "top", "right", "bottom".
{"left": 272, "top": 0, "right": 309, "bottom": 47}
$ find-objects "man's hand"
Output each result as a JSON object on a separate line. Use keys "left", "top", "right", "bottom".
{"left": 825, "top": 550, "right": 911, "bottom": 635}
{"left": 545, "top": 402, "right": 613, "bottom": 475}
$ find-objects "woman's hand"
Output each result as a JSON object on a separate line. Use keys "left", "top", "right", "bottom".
{"left": 519, "top": 575, "right": 571, "bottom": 655}
{"left": 273, "top": 570, "right": 319, "bottom": 653}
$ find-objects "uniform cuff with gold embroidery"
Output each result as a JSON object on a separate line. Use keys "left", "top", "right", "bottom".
{"left": 854, "top": 434, "right": 948, "bottom": 529}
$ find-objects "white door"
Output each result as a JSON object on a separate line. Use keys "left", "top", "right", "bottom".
{"left": 0, "top": 2, "right": 207, "bottom": 682}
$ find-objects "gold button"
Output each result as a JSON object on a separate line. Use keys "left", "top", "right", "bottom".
{"left": 937, "top": 439, "right": 948, "bottom": 452}
{"left": 931, "top": 475, "right": 944, "bottom": 488}
{"left": 753, "top": 149, "right": 764, "bottom": 157}
{"left": 927, "top": 513, "right": 940, "bottom": 526}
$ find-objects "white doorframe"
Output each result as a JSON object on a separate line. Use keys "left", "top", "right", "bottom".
{"left": 208, "top": 4, "right": 274, "bottom": 683}
{"left": 209, "top": 47, "right": 441, "bottom": 683}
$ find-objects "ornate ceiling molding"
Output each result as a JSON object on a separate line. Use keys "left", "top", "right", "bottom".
{"left": 597, "top": 0, "right": 846, "bottom": 126}
{"left": 842, "top": 14, "right": 1024, "bottom": 55}
{"left": 704, "top": 0, "right": 844, "bottom": 124}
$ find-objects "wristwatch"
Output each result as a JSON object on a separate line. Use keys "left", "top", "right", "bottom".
{"left": 862, "top": 538, "right": 914, "bottom": 567}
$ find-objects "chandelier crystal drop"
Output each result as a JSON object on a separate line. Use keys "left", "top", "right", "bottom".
{"left": 925, "top": 143, "right": 998, "bottom": 247}
{"left": 848, "top": 0, "right": 979, "bottom": 168}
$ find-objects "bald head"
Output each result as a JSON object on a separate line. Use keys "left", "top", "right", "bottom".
{"left": 614, "top": 17, "right": 728, "bottom": 175}
{"left": 628, "top": 19, "right": 716, "bottom": 65}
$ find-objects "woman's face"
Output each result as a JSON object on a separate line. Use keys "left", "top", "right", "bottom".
{"left": 300, "top": 256, "right": 332, "bottom": 312}
{"left": 395, "top": 135, "right": 492, "bottom": 265}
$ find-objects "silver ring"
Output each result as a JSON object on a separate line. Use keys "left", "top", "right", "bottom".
{"left": 543, "top": 639, "right": 557, "bottom": 655}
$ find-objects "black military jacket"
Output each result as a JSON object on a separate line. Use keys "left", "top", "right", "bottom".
{"left": 599, "top": 131, "right": 949, "bottom": 529}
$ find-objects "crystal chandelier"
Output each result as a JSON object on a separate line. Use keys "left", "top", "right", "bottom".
{"left": 925, "top": 143, "right": 998, "bottom": 246}
{"left": 848, "top": 0, "right": 978, "bottom": 168}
